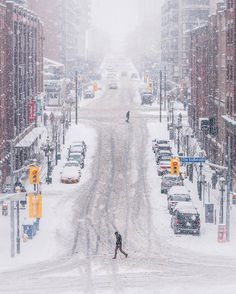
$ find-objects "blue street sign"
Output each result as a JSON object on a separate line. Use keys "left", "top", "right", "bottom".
{"left": 181, "top": 157, "right": 206, "bottom": 164}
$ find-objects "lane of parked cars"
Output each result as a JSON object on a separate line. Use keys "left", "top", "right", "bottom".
{"left": 61, "top": 141, "right": 87, "bottom": 184}
{"left": 152, "top": 139, "right": 201, "bottom": 236}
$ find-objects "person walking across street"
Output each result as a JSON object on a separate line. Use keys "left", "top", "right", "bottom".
{"left": 126, "top": 111, "right": 130, "bottom": 123}
{"left": 113, "top": 232, "right": 128, "bottom": 259}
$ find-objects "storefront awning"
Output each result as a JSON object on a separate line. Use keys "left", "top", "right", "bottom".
{"left": 15, "top": 127, "right": 45, "bottom": 148}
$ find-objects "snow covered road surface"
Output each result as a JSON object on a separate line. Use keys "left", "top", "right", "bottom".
{"left": 1, "top": 71, "right": 236, "bottom": 294}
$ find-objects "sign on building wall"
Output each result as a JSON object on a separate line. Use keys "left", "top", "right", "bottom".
{"left": 29, "top": 100, "right": 36, "bottom": 123}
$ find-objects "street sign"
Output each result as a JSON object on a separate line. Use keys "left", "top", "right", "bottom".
{"left": 181, "top": 157, "right": 206, "bottom": 164}
{"left": 199, "top": 118, "right": 209, "bottom": 131}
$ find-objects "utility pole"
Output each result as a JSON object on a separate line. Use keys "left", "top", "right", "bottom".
{"left": 199, "top": 163, "right": 203, "bottom": 201}
{"left": 10, "top": 140, "right": 15, "bottom": 257}
{"left": 186, "top": 135, "right": 189, "bottom": 176}
{"left": 75, "top": 71, "right": 78, "bottom": 125}
{"left": 159, "top": 70, "right": 162, "bottom": 123}
{"left": 226, "top": 135, "right": 231, "bottom": 241}
{"left": 164, "top": 66, "right": 167, "bottom": 111}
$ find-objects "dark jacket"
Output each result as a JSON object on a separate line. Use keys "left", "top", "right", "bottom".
{"left": 116, "top": 233, "right": 122, "bottom": 246}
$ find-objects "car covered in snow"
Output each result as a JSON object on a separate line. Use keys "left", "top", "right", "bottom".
{"left": 154, "top": 144, "right": 172, "bottom": 155}
{"left": 61, "top": 166, "right": 81, "bottom": 184}
{"left": 171, "top": 203, "right": 200, "bottom": 235}
{"left": 64, "top": 161, "right": 81, "bottom": 175}
{"left": 141, "top": 93, "right": 154, "bottom": 105}
{"left": 108, "top": 82, "right": 118, "bottom": 89}
{"left": 161, "top": 174, "right": 183, "bottom": 194}
{"left": 152, "top": 139, "right": 169, "bottom": 153}
{"left": 68, "top": 144, "right": 85, "bottom": 157}
{"left": 157, "top": 160, "right": 171, "bottom": 176}
{"left": 70, "top": 141, "right": 87, "bottom": 154}
{"left": 84, "top": 90, "right": 95, "bottom": 99}
{"left": 68, "top": 152, "right": 84, "bottom": 169}
{"left": 167, "top": 186, "right": 191, "bottom": 214}
{"left": 155, "top": 150, "right": 173, "bottom": 164}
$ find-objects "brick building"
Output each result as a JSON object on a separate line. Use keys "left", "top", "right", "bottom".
{"left": 27, "top": 0, "right": 91, "bottom": 75}
{"left": 0, "top": 1, "right": 43, "bottom": 190}
{"left": 0, "top": 0, "right": 7, "bottom": 189}
{"left": 161, "top": 0, "right": 210, "bottom": 83}
{"left": 189, "top": 1, "right": 236, "bottom": 189}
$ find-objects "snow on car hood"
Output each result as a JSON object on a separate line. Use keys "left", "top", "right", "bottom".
{"left": 61, "top": 167, "right": 79, "bottom": 178}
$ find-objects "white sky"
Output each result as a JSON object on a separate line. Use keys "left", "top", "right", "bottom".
{"left": 91, "top": 0, "right": 139, "bottom": 39}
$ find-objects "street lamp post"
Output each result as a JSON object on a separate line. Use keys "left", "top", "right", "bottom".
{"left": 42, "top": 137, "right": 54, "bottom": 184}
{"left": 219, "top": 177, "right": 225, "bottom": 224}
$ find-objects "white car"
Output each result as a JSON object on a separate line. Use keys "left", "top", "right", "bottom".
{"left": 157, "top": 160, "right": 171, "bottom": 176}
{"left": 61, "top": 166, "right": 81, "bottom": 184}
{"left": 167, "top": 186, "right": 191, "bottom": 214}
{"left": 64, "top": 161, "right": 81, "bottom": 175}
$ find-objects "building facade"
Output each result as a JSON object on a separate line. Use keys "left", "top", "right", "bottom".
{"left": 27, "top": 0, "right": 91, "bottom": 75}
{"left": 189, "top": 1, "right": 236, "bottom": 189}
{"left": 0, "top": 1, "right": 44, "bottom": 190}
{"left": 161, "top": 0, "right": 210, "bottom": 83}
{"left": 0, "top": 0, "right": 7, "bottom": 190}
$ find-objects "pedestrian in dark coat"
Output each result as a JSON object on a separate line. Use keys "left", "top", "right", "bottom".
{"left": 113, "top": 232, "right": 128, "bottom": 259}
{"left": 211, "top": 173, "right": 218, "bottom": 189}
{"left": 126, "top": 111, "right": 130, "bottom": 123}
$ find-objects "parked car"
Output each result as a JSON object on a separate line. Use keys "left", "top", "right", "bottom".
{"left": 154, "top": 144, "right": 172, "bottom": 155}
{"left": 70, "top": 141, "right": 87, "bottom": 154}
{"left": 68, "top": 145, "right": 85, "bottom": 157}
{"left": 141, "top": 93, "right": 154, "bottom": 105}
{"left": 157, "top": 160, "right": 171, "bottom": 176}
{"left": 68, "top": 152, "right": 84, "bottom": 169}
{"left": 167, "top": 186, "right": 191, "bottom": 214}
{"left": 171, "top": 203, "right": 200, "bottom": 235}
{"left": 152, "top": 139, "right": 169, "bottom": 152}
{"left": 84, "top": 90, "right": 95, "bottom": 99}
{"left": 64, "top": 161, "right": 81, "bottom": 176}
{"left": 161, "top": 174, "right": 183, "bottom": 194}
{"left": 155, "top": 150, "right": 172, "bottom": 163}
{"left": 61, "top": 166, "right": 81, "bottom": 184}
{"left": 109, "top": 82, "right": 118, "bottom": 89}
{"left": 131, "top": 73, "right": 138, "bottom": 79}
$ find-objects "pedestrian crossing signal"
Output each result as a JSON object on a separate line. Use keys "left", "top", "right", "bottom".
{"left": 171, "top": 158, "right": 180, "bottom": 176}
{"left": 29, "top": 166, "right": 40, "bottom": 185}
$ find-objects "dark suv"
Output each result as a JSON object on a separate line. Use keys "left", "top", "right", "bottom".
{"left": 171, "top": 203, "right": 200, "bottom": 235}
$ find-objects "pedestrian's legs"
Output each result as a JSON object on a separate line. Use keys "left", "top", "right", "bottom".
{"left": 119, "top": 245, "right": 128, "bottom": 257}
{"left": 113, "top": 245, "right": 118, "bottom": 259}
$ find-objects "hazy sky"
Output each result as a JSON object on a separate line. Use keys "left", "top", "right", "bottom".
{"left": 91, "top": 0, "right": 139, "bottom": 38}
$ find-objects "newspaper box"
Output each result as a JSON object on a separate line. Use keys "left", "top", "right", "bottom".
{"left": 218, "top": 224, "right": 226, "bottom": 243}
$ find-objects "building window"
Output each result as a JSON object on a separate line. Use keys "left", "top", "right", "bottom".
{"left": 227, "top": 0, "right": 234, "bottom": 9}
{"left": 226, "top": 95, "right": 233, "bottom": 116}
{"left": 226, "top": 58, "right": 233, "bottom": 80}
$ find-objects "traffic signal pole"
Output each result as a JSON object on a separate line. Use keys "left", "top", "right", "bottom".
{"left": 226, "top": 135, "right": 231, "bottom": 241}
{"left": 160, "top": 70, "right": 162, "bottom": 123}
{"left": 10, "top": 140, "right": 15, "bottom": 258}
{"left": 75, "top": 71, "right": 78, "bottom": 125}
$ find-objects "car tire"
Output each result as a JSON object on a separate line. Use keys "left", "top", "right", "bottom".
{"left": 174, "top": 227, "right": 179, "bottom": 235}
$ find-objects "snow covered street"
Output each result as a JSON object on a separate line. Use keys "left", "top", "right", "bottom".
{"left": 1, "top": 69, "right": 236, "bottom": 294}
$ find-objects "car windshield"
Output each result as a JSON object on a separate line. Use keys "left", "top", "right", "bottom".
{"left": 69, "top": 154, "right": 81, "bottom": 160}
{"left": 164, "top": 177, "right": 180, "bottom": 184}
{"left": 65, "top": 162, "right": 79, "bottom": 167}
{"left": 171, "top": 195, "right": 190, "bottom": 201}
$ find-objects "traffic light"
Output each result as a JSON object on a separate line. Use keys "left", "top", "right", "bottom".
{"left": 29, "top": 166, "right": 40, "bottom": 185}
{"left": 93, "top": 82, "right": 98, "bottom": 92}
{"left": 171, "top": 158, "right": 180, "bottom": 176}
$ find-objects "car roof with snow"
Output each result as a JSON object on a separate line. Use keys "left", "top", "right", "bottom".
{"left": 157, "top": 144, "right": 171, "bottom": 148}
{"left": 174, "top": 202, "right": 198, "bottom": 214}
{"left": 168, "top": 186, "right": 189, "bottom": 195}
